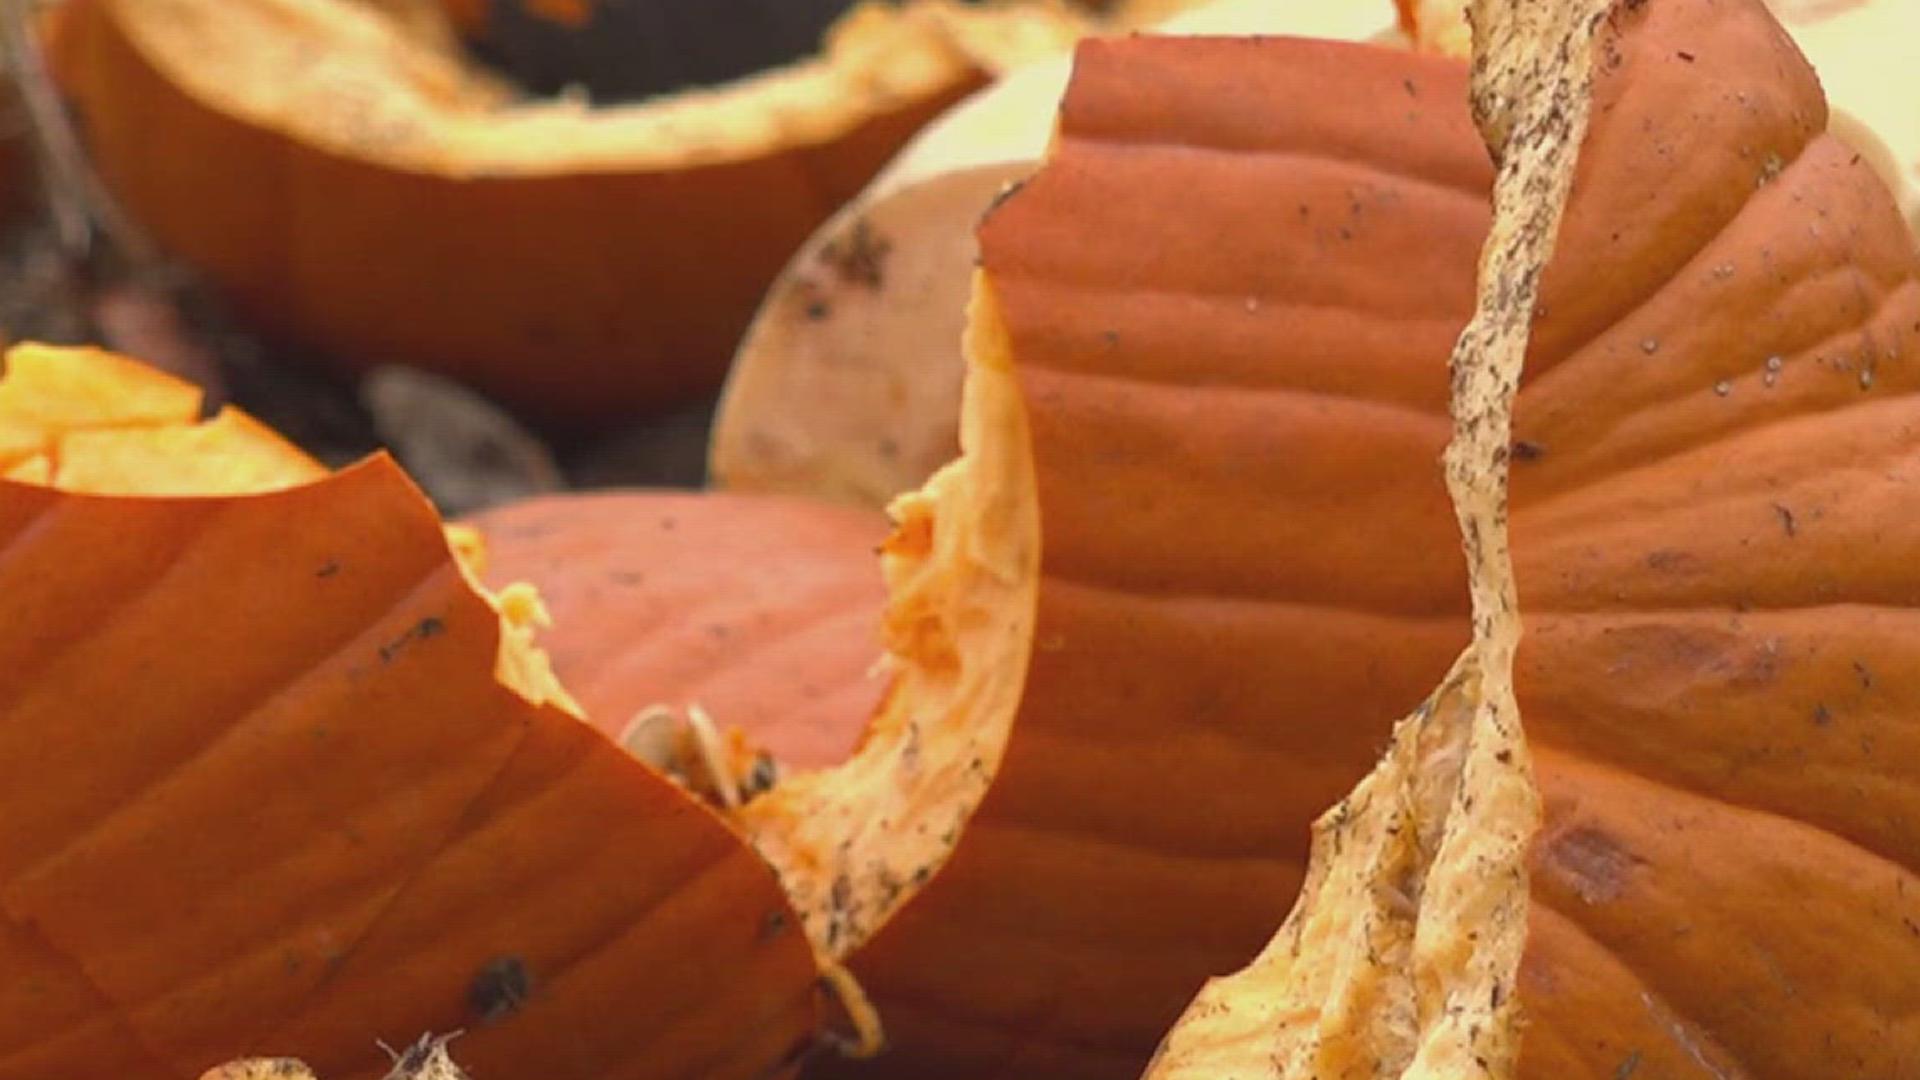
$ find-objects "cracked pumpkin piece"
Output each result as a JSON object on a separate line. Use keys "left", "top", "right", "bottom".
{"left": 0, "top": 344, "right": 823, "bottom": 1078}
{"left": 46, "top": 0, "right": 1088, "bottom": 424}
{"left": 482, "top": 31, "right": 1492, "bottom": 1068}
{"left": 713, "top": 29, "right": 1491, "bottom": 1080}
{"left": 1150, "top": 0, "right": 1920, "bottom": 1075}
{"left": 711, "top": 0, "right": 1410, "bottom": 508}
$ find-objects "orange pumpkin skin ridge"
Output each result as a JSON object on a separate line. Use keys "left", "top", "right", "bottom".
{"left": 469, "top": 491, "right": 891, "bottom": 770}
{"left": 0, "top": 456, "right": 819, "bottom": 1079}
{"left": 814, "top": 37, "right": 1491, "bottom": 1079}
{"left": 52, "top": 0, "right": 980, "bottom": 425}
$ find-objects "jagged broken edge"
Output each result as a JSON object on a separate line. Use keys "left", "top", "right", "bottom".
{"left": 1141, "top": 0, "right": 1616, "bottom": 1076}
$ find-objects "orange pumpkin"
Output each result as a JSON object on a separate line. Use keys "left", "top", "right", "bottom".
{"left": 0, "top": 345, "right": 823, "bottom": 1078}
{"left": 47, "top": 0, "right": 1087, "bottom": 424}
{"left": 1134, "top": 0, "right": 1920, "bottom": 1074}
{"left": 468, "top": 490, "right": 890, "bottom": 769}
{"left": 503, "top": 29, "right": 1493, "bottom": 1078}
{"left": 765, "top": 0, "right": 1911, "bottom": 1069}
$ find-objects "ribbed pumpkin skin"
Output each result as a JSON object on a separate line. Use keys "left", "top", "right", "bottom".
{"left": 54, "top": 0, "right": 978, "bottom": 425}
{"left": 0, "top": 459, "right": 818, "bottom": 1079}
{"left": 819, "top": 39, "right": 1490, "bottom": 1079}
{"left": 1507, "top": 0, "right": 1920, "bottom": 1073}
{"left": 830, "top": 0, "right": 1920, "bottom": 1071}
{"left": 469, "top": 491, "right": 889, "bottom": 768}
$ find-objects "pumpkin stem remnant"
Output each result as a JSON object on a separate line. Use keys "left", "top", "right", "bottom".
{"left": 1145, "top": 0, "right": 1618, "bottom": 1075}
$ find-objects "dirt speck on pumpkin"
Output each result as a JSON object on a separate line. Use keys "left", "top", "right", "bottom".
{"left": 1540, "top": 825, "right": 1640, "bottom": 905}
{"left": 818, "top": 218, "right": 891, "bottom": 289}
{"left": 467, "top": 955, "right": 532, "bottom": 1023}
{"left": 378, "top": 616, "right": 447, "bottom": 664}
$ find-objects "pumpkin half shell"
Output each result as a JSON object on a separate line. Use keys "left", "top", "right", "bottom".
{"left": 49, "top": 0, "right": 1087, "bottom": 424}
{"left": 468, "top": 489, "right": 890, "bottom": 770}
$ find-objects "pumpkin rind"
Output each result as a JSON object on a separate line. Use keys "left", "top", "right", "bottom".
{"left": 0, "top": 348, "right": 821, "bottom": 1079}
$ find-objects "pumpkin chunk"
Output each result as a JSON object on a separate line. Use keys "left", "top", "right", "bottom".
{"left": 730, "top": 30, "right": 1495, "bottom": 1079}
{"left": 0, "top": 345, "right": 819, "bottom": 1079}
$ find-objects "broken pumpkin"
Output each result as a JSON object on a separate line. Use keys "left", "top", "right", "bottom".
{"left": 510, "top": 25, "right": 1491, "bottom": 1079}
{"left": 46, "top": 0, "right": 1088, "bottom": 424}
{"left": 1148, "top": 0, "right": 1920, "bottom": 1075}
{"left": 468, "top": 489, "right": 891, "bottom": 771}
{"left": 0, "top": 344, "right": 825, "bottom": 1078}
{"left": 710, "top": 0, "right": 1411, "bottom": 507}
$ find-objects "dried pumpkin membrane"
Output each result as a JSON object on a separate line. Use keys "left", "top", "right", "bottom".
{"left": 739, "top": 275, "right": 1041, "bottom": 956}
{"left": 1152, "top": 0, "right": 1597, "bottom": 1070}
{"left": 0, "top": 345, "right": 818, "bottom": 1078}
{"left": 713, "top": 0, "right": 1410, "bottom": 507}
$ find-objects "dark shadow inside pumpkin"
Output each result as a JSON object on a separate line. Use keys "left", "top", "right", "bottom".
{"left": 459, "top": 0, "right": 866, "bottom": 102}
